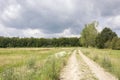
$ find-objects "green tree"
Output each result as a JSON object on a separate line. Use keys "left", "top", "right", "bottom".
{"left": 96, "top": 27, "right": 117, "bottom": 48}
{"left": 115, "top": 38, "right": 120, "bottom": 50}
{"left": 0, "top": 37, "right": 81, "bottom": 48}
{"left": 110, "top": 37, "right": 120, "bottom": 50}
{"left": 80, "top": 21, "right": 98, "bottom": 47}
{"left": 111, "top": 37, "right": 118, "bottom": 49}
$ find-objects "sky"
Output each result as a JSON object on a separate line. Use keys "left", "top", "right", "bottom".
{"left": 0, "top": 0, "right": 120, "bottom": 38}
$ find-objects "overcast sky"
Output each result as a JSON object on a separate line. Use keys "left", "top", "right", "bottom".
{"left": 0, "top": 0, "right": 120, "bottom": 38}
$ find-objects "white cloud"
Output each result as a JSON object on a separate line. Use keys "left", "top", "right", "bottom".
{"left": 22, "top": 28, "right": 45, "bottom": 38}
{"left": 0, "top": 24, "right": 10, "bottom": 36}
{"left": 57, "top": 28, "right": 80, "bottom": 37}
{"left": 106, "top": 15, "right": 120, "bottom": 29}
{"left": 0, "top": 24, "right": 21, "bottom": 37}
{"left": 2, "top": 4, "right": 21, "bottom": 21}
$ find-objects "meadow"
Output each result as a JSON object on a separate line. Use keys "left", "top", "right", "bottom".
{"left": 0, "top": 48, "right": 73, "bottom": 80}
{"left": 80, "top": 47, "right": 120, "bottom": 79}
{"left": 0, "top": 47, "right": 119, "bottom": 80}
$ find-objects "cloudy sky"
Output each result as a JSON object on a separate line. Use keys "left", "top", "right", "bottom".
{"left": 0, "top": 0, "right": 120, "bottom": 38}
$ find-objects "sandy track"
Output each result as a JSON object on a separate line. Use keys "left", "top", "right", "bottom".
{"left": 60, "top": 50, "right": 80, "bottom": 80}
{"left": 78, "top": 50, "right": 118, "bottom": 80}
{"left": 60, "top": 50, "right": 118, "bottom": 80}
{"left": 60, "top": 50, "right": 97, "bottom": 80}
{"left": 77, "top": 52, "right": 97, "bottom": 80}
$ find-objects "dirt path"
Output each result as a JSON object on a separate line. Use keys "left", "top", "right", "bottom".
{"left": 77, "top": 51, "right": 97, "bottom": 80}
{"left": 78, "top": 50, "right": 118, "bottom": 80}
{"left": 60, "top": 50, "right": 80, "bottom": 80}
{"left": 60, "top": 50, "right": 97, "bottom": 80}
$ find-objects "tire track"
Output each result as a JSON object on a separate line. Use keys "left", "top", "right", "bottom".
{"left": 60, "top": 50, "right": 80, "bottom": 80}
{"left": 78, "top": 50, "right": 118, "bottom": 80}
{"left": 60, "top": 50, "right": 97, "bottom": 80}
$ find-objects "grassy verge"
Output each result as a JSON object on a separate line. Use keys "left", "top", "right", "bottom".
{"left": 0, "top": 48, "right": 66, "bottom": 72}
{"left": 80, "top": 47, "right": 120, "bottom": 80}
{"left": 38, "top": 52, "right": 70, "bottom": 80}
{"left": 0, "top": 48, "right": 72, "bottom": 80}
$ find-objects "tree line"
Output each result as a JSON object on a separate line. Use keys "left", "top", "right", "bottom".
{"left": 0, "top": 37, "right": 81, "bottom": 48}
{"left": 0, "top": 21, "right": 120, "bottom": 49}
{"left": 80, "top": 21, "right": 120, "bottom": 50}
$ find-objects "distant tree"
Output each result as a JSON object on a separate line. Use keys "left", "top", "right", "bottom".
{"left": 0, "top": 37, "right": 9, "bottom": 48}
{"left": 111, "top": 37, "right": 118, "bottom": 49}
{"left": 96, "top": 27, "right": 117, "bottom": 48}
{"left": 114, "top": 38, "right": 120, "bottom": 50}
{"left": 109, "top": 37, "right": 120, "bottom": 50}
{"left": 104, "top": 40, "right": 112, "bottom": 48}
{"left": 80, "top": 21, "right": 98, "bottom": 47}
{"left": 69, "top": 37, "right": 80, "bottom": 46}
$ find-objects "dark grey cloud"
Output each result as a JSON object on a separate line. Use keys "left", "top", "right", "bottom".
{"left": 93, "top": 0, "right": 120, "bottom": 17}
{"left": 0, "top": 0, "right": 120, "bottom": 37}
{"left": 0, "top": 0, "right": 96, "bottom": 34}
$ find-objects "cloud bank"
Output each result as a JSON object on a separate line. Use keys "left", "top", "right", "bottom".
{"left": 0, "top": 0, "right": 120, "bottom": 37}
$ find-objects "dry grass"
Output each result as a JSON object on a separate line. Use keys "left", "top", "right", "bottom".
{"left": 0, "top": 48, "right": 73, "bottom": 80}
{"left": 80, "top": 47, "right": 120, "bottom": 80}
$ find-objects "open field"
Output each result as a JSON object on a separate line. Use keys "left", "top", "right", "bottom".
{"left": 80, "top": 47, "right": 120, "bottom": 80}
{"left": 0, "top": 47, "right": 119, "bottom": 80}
{"left": 0, "top": 48, "right": 73, "bottom": 80}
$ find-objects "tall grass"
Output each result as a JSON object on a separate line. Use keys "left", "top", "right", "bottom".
{"left": 93, "top": 54, "right": 99, "bottom": 61}
{"left": 0, "top": 58, "right": 37, "bottom": 80}
{"left": 0, "top": 49, "right": 71, "bottom": 80}
{"left": 102, "top": 55, "right": 112, "bottom": 68}
{"left": 0, "top": 48, "right": 64, "bottom": 72}
{"left": 38, "top": 53, "right": 70, "bottom": 80}
{"left": 80, "top": 47, "right": 120, "bottom": 80}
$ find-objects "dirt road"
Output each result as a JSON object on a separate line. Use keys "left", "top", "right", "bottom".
{"left": 78, "top": 50, "right": 118, "bottom": 80}
{"left": 60, "top": 50, "right": 96, "bottom": 80}
{"left": 60, "top": 50, "right": 80, "bottom": 80}
{"left": 60, "top": 50, "right": 118, "bottom": 80}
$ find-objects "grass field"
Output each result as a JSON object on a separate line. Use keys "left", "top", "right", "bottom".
{"left": 80, "top": 47, "right": 120, "bottom": 79}
{"left": 0, "top": 48, "right": 73, "bottom": 80}
{"left": 1, "top": 47, "right": 119, "bottom": 80}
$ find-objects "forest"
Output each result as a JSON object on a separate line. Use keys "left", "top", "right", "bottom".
{"left": 0, "top": 37, "right": 80, "bottom": 48}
